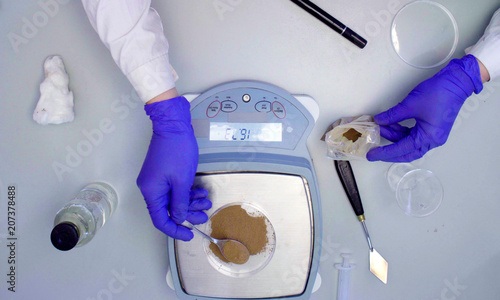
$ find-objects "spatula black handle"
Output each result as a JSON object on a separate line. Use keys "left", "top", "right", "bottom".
{"left": 334, "top": 160, "right": 364, "bottom": 217}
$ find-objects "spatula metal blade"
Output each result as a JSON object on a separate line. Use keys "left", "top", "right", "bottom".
{"left": 370, "top": 249, "right": 388, "bottom": 284}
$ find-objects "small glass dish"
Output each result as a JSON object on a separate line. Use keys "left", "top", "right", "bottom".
{"left": 202, "top": 202, "right": 276, "bottom": 278}
{"left": 391, "top": 1, "right": 458, "bottom": 69}
{"left": 387, "top": 163, "right": 444, "bottom": 217}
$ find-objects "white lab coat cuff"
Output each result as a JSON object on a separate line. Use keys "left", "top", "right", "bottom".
{"left": 126, "top": 54, "right": 179, "bottom": 103}
{"left": 465, "top": 8, "right": 500, "bottom": 81}
{"left": 466, "top": 38, "right": 500, "bottom": 81}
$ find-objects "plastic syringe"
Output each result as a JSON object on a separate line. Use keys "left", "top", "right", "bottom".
{"left": 334, "top": 254, "right": 356, "bottom": 300}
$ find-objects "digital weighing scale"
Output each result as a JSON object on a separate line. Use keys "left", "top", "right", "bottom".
{"left": 167, "top": 81, "right": 322, "bottom": 299}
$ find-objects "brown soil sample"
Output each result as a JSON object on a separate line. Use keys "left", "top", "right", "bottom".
{"left": 343, "top": 128, "right": 362, "bottom": 142}
{"left": 222, "top": 241, "right": 250, "bottom": 264}
{"left": 209, "top": 205, "right": 268, "bottom": 263}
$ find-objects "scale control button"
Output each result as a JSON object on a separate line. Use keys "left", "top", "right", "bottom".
{"left": 242, "top": 94, "right": 251, "bottom": 102}
{"left": 272, "top": 101, "right": 286, "bottom": 119}
{"left": 206, "top": 100, "right": 221, "bottom": 118}
{"left": 255, "top": 101, "right": 271, "bottom": 113}
{"left": 221, "top": 101, "right": 238, "bottom": 113}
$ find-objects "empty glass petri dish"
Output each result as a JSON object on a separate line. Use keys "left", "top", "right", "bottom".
{"left": 386, "top": 163, "right": 416, "bottom": 191}
{"left": 202, "top": 203, "right": 276, "bottom": 278}
{"left": 391, "top": 1, "right": 458, "bottom": 69}
{"left": 387, "top": 163, "right": 444, "bottom": 217}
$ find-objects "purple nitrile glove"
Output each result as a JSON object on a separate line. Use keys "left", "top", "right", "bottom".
{"left": 137, "top": 96, "right": 210, "bottom": 241}
{"left": 187, "top": 188, "right": 212, "bottom": 224}
{"left": 367, "top": 55, "right": 483, "bottom": 162}
{"left": 186, "top": 188, "right": 212, "bottom": 229}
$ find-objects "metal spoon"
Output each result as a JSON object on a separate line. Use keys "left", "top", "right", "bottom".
{"left": 183, "top": 221, "right": 250, "bottom": 264}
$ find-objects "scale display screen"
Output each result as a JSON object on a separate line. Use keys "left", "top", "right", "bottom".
{"left": 210, "top": 122, "right": 282, "bottom": 142}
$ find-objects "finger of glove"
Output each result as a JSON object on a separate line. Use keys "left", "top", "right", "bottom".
{"left": 383, "top": 149, "right": 426, "bottom": 163}
{"left": 380, "top": 124, "right": 411, "bottom": 142}
{"left": 190, "top": 188, "right": 209, "bottom": 200}
{"left": 367, "top": 135, "right": 418, "bottom": 162}
{"left": 374, "top": 101, "right": 413, "bottom": 126}
{"left": 189, "top": 198, "right": 212, "bottom": 211}
{"left": 169, "top": 183, "right": 191, "bottom": 225}
{"left": 148, "top": 204, "right": 194, "bottom": 241}
{"left": 186, "top": 211, "right": 209, "bottom": 225}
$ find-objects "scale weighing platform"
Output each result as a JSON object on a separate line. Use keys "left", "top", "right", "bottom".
{"left": 167, "top": 81, "right": 322, "bottom": 299}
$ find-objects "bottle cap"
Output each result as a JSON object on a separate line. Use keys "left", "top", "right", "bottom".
{"left": 51, "top": 223, "right": 79, "bottom": 251}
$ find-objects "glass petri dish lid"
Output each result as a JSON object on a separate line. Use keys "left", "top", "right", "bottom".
{"left": 396, "top": 169, "right": 444, "bottom": 217}
{"left": 391, "top": 1, "right": 459, "bottom": 69}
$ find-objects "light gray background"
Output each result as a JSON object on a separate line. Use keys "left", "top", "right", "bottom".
{"left": 1, "top": 0, "right": 499, "bottom": 299}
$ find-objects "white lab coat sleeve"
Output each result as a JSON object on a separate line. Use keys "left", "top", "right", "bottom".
{"left": 465, "top": 8, "right": 500, "bottom": 81}
{"left": 81, "top": 0, "right": 178, "bottom": 103}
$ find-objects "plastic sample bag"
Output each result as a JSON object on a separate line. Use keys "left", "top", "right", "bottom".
{"left": 322, "top": 115, "right": 380, "bottom": 160}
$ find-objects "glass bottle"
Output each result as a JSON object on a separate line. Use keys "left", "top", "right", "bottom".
{"left": 50, "top": 182, "right": 118, "bottom": 251}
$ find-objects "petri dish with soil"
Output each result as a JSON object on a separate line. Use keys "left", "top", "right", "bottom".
{"left": 202, "top": 203, "right": 276, "bottom": 278}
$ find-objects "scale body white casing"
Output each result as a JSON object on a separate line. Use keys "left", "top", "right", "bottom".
{"left": 167, "top": 81, "right": 322, "bottom": 299}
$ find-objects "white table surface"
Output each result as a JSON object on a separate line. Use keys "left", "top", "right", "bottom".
{"left": 1, "top": 1, "right": 500, "bottom": 299}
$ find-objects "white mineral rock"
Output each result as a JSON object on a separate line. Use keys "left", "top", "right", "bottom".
{"left": 33, "top": 55, "right": 74, "bottom": 125}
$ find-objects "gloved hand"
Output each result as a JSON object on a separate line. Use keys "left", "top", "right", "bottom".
{"left": 137, "top": 96, "right": 209, "bottom": 241}
{"left": 367, "top": 55, "right": 483, "bottom": 162}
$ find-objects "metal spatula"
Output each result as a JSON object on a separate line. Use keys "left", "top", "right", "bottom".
{"left": 334, "top": 160, "right": 388, "bottom": 284}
